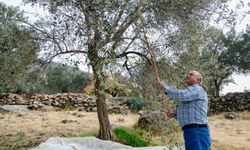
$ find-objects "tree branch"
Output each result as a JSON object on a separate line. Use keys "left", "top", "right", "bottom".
{"left": 116, "top": 51, "right": 151, "bottom": 65}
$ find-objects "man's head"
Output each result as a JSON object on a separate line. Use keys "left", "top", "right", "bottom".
{"left": 185, "top": 70, "right": 202, "bottom": 85}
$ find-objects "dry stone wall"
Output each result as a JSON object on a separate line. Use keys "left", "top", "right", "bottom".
{"left": 0, "top": 93, "right": 129, "bottom": 113}
{"left": 1, "top": 92, "right": 249, "bottom": 114}
{"left": 209, "top": 92, "right": 250, "bottom": 114}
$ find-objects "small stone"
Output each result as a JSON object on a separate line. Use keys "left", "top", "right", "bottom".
{"left": 16, "top": 113, "right": 23, "bottom": 117}
{"left": 224, "top": 112, "right": 237, "bottom": 120}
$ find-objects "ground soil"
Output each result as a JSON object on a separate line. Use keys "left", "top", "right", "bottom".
{"left": 0, "top": 110, "right": 249, "bottom": 150}
{"left": 209, "top": 111, "right": 250, "bottom": 150}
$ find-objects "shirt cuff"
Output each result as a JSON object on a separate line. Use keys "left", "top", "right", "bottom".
{"left": 173, "top": 111, "right": 177, "bottom": 119}
{"left": 163, "top": 85, "right": 171, "bottom": 95}
{"left": 163, "top": 84, "right": 175, "bottom": 101}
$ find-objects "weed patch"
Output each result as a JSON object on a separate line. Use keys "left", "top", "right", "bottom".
{"left": 113, "top": 127, "right": 149, "bottom": 147}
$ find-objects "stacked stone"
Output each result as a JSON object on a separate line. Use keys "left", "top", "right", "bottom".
{"left": 29, "top": 93, "right": 97, "bottom": 111}
{"left": 0, "top": 93, "right": 130, "bottom": 113}
{"left": 0, "top": 93, "right": 27, "bottom": 105}
{"left": 107, "top": 98, "right": 129, "bottom": 114}
{"left": 77, "top": 97, "right": 97, "bottom": 112}
{"left": 209, "top": 92, "right": 250, "bottom": 114}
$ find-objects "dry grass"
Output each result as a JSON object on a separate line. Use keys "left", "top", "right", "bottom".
{"left": 209, "top": 111, "right": 250, "bottom": 150}
{"left": 0, "top": 111, "right": 139, "bottom": 150}
{"left": 0, "top": 110, "right": 250, "bottom": 150}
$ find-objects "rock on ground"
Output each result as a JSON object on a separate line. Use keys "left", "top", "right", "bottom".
{"left": 0, "top": 105, "right": 29, "bottom": 112}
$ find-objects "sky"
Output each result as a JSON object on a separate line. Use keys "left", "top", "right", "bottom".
{"left": 1, "top": 0, "right": 250, "bottom": 94}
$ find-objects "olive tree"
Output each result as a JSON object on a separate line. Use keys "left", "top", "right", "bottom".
{"left": 22, "top": 0, "right": 227, "bottom": 140}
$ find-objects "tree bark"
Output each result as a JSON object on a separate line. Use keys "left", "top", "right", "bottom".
{"left": 89, "top": 48, "right": 116, "bottom": 141}
{"left": 94, "top": 72, "right": 116, "bottom": 141}
{"left": 214, "top": 79, "right": 221, "bottom": 97}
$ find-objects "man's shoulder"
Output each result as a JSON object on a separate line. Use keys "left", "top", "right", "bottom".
{"left": 188, "top": 83, "right": 200, "bottom": 89}
{"left": 187, "top": 84, "right": 205, "bottom": 92}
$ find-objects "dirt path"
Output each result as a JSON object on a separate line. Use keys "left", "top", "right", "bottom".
{"left": 0, "top": 111, "right": 249, "bottom": 150}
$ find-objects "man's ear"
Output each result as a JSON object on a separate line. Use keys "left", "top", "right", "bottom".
{"left": 193, "top": 74, "right": 199, "bottom": 82}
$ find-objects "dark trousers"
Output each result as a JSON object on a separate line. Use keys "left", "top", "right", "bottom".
{"left": 183, "top": 127, "right": 211, "bottom": 150}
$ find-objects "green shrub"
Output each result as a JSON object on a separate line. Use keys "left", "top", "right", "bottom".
{"left": 111, "top": 96, "right": 147, "bottom": 112}
{"left": 134, "top": 127, "right": 146, "bottom": 137}
{"left": 127, "top": 96, "right": 147, "bottom": 112}
{"left": 113, "top": 127, "right": 149, "bottom": 147}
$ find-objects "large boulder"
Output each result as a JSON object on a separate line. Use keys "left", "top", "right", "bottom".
{"left": 0, "top": 105, "right": 29, "bottom": 112}
{"left": 32, "top": 136, "right": 182, "bottom": 150}
{"left": 137, "top": 110, "right": 167, "bottom": 131}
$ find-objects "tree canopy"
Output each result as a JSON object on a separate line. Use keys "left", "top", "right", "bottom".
{"left": 219, "top": 27, "right": 250, "bottom": 73}
{"left": 0, "top": 2, "right": 39, "bottom": 92}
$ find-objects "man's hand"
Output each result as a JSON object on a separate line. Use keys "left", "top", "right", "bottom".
{"left": 166, "top": 112, "right": 174, "bottom": 118}
{"left": 157, "top": 81, "right": 164, "bottom": 90}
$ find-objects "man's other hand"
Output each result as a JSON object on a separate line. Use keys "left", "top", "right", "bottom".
{"left": 166, "top": 112, "right": 174, "bottom": 118}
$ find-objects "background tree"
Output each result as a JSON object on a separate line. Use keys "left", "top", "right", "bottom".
{"left": 167, "top": 28, "right": 232, "bottom": 97}
{"left": 0, "top": 2, "right": 39, "bottom": 93}
{"left": 13, "top": 62, "right": 92, "bottom": 94}
{"left": 150, "top": 27, "right": 249, "bottom": 97}
{"left": 152, "top": 27, "right": 236, "bottom": 97}
{"left": 45, "top": 64, "right": 91, "bottom": 94}
{"left": 219, "top": 27, "right": 250, "bottom": 73}
{"left": 197, "top": 27, "right": 250, "bottom": 97}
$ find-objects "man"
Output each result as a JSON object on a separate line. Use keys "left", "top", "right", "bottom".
{"left": 158, "top": 70, "right": 211, "bottom": 150}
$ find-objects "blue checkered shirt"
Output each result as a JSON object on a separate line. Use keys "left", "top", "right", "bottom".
{"left": 163, "top": 83, "right": 208, "bottom": 127}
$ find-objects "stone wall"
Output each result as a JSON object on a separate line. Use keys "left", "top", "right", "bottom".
{"left": 1, "top": 92, "right": 250, "bottom": 114}
{"left": 209, "top": 92, "right": 250, "bottom": 114}
{"left": 0, "top": 93, "right": 129, "bottom": 113}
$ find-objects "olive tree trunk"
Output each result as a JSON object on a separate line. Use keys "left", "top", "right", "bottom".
{"left": 89, "top": 48, "right": 116, "bottom": 141}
